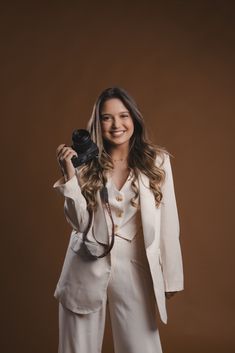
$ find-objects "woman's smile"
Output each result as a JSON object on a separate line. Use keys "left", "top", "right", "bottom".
{"left": 110, "top": 130, "right": 127, "bottom": 137}
{"left": 100, "top": 98, "right": 134, "bottom": 147}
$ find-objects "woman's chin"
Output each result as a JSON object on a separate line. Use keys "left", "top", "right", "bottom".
{"left": 104, "top": 138, "right": 130, "bottom": 147}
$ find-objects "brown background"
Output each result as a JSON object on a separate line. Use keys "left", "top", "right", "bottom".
{"left": 1, "top": 1, "right": 235, "bottom": 352}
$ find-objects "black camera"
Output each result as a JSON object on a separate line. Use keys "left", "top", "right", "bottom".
{"left": 71, "top": 129, "right": 99, "bottom": 168}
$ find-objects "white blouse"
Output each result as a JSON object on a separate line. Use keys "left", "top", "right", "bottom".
{"left": 104, "top": 170, "right": 143, "bottom": 241}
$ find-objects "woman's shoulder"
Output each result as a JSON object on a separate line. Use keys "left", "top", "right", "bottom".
{"left": 154, "top": 149, "right": 171, "bottom": 168}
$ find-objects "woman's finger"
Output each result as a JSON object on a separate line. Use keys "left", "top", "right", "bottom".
{"left": 57, "top": 146, "right": 72, "bottom": 160}
{"left": 165, "top": 292, "right": 177, "bottom": 299}
{"left": 56, "top": 144, "right": 67, "bottom": 157}
{"left": 58, "top": 150, "right": 76, "bottom": 163}
{"left": 63, "top": 150, "right": 77, "bottom": 160}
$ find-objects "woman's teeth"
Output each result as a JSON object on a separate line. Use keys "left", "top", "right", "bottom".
{"left": 110, "top": 131, "right": 126, "bottom": 136}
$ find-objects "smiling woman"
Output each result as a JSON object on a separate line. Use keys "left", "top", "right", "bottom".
{"left": 53, "top": 86, "right": 184, "bottom": 353}
{"left": 100, "top": 99, "right": 134, "bottom": 149}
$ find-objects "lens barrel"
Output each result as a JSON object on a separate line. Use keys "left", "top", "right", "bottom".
{"left": 71, "top": 129, "right": 99, "bottom": 167}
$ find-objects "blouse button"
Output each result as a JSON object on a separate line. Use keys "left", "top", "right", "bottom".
{"left": 117, "top": 210, "right": 124, "bottom": 217}
{"left": 116, "top": 195, "right": 123, "bottom": 202}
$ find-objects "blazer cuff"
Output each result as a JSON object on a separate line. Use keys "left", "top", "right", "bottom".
{"left": 53, "top": 173, "right": 82, "bottom": 198}
{"left": 164, "top": 280, "right": 184, "bottom": 292}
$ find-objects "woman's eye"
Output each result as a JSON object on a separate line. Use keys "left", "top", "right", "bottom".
{"left": 101, "top": 116, "right": 111, "bottom": 121}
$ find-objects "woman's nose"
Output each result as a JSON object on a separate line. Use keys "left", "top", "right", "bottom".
{"left": 112, "top": 117, "right": 121, "bottom": 128}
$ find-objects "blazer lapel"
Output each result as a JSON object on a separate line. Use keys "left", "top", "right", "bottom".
{"left": 138, "top": 172, "right": 159, "bottom": 249}
{"left": 91, "top": 189, "right": 110, "bottom": 245}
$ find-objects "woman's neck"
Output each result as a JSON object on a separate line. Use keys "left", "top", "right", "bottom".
{"left": 107, "top": 144, "right": 129, "bottom": 161}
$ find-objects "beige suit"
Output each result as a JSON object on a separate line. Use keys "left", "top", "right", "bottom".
{"left": 53, "top": 153, "right": 184, "bottom": 352}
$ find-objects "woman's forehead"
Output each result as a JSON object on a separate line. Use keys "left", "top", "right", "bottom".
{"left": 101, "top": 98, "right": 128, "bottom": 115}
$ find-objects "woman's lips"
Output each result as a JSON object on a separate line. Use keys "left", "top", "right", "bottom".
{"left": 110, "top": 130, "right": 126, "bottom": 137}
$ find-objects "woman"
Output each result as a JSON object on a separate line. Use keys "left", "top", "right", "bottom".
{"left": 53, "top": 87, "right": 184, "bottom": 353}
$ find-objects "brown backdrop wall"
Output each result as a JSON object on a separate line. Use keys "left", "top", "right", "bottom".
{"left": 1, "top": 1, "right": 234, "bottom": 352}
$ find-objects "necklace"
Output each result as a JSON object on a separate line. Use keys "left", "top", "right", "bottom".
{"left": 111, "top": 157, "right": 128, "bottom": 162}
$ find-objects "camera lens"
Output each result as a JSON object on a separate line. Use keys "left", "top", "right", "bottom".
{"left": 72, "top": 129, "right": 90, "bottom": 143}
{"left": 72, "top": 129, "right": 92, "bottom": 153}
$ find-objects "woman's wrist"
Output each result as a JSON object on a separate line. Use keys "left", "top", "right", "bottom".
{"left": 64, "top": 172, "right": 75, "bottom": 182}
{"left": 60, "top": 166, "right": 73, "bottom": 182}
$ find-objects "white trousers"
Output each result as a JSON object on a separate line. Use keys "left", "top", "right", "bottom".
{"left": 58, "top": 229, "right": 163, "bottom": 353}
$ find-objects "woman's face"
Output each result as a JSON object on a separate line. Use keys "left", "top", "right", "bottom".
{"left": 100, "top": 98, "right": 134, "bottom": 148}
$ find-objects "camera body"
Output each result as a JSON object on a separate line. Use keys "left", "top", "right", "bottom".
{"left": 71, "top": 129, "right": 99, "bottom": 168}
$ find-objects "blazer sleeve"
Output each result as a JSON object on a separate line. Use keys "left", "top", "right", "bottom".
{"left": 159, "top": 154, "right": 184, "bottom": 292}
{"left": 52, "top": 168, "right": 89, "bottom": 233}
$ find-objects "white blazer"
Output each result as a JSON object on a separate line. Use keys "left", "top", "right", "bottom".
{"left": 53, "top": 153, "right": 184, "bottom": 324}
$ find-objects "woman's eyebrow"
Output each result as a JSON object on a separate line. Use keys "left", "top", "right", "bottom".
{"left": 101, "top": 111, "right": 129, "bottom": 116}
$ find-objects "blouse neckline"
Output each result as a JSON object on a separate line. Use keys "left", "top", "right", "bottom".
{"left": 106, "top": 169, "right": 133, "bottom": 193}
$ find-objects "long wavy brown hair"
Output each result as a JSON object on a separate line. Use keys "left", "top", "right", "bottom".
{"left": 77, "top": 87, "right": 171, "bottom": 212}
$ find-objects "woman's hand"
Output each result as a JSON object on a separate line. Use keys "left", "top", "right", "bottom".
{"left": 165, "top": 291, "right": 177, "bottom": 299}
{"left": 56, "top": 144, "right": 78, "bottom": 181}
